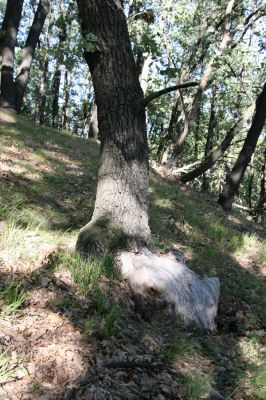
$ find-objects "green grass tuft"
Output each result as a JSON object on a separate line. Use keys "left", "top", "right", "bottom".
{"left": 0, "top": 282, "right": 26, "bottom": 318}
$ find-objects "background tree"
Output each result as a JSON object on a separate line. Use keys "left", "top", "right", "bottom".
{"left": 218, "top": 82, "right": 266, "bottom": 211}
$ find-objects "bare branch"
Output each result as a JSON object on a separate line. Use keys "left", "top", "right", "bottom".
{"left": 244, "top": 4, "right": 265, "bottom": 25}
{"left": 142, "top": 81, "right": 198, "bottom": 107}
{"left": 233, "top": 203, "right": 265, "bottom": 212}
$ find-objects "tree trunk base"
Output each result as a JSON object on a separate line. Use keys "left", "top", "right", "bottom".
{"left": 117, "top": 248, "right": 219, "bottom": 331}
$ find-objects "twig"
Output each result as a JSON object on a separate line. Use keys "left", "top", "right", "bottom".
{"left": 105, "top": 360, "right": 166, "bottom": 370}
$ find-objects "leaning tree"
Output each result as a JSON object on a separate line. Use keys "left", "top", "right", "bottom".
{"left": 218, "top": 82, "right": 266, "bottom": 211}
{"left": 75, "top": 0, "right": 219, "bottom": 331}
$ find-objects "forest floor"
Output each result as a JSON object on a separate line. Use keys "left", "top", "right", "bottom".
{"left": 0, "top": 110, "right": 265, "bottom": 400}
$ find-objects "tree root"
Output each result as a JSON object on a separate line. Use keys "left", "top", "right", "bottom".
{"left": 117, "top": 248, "right": 219, "bottom": 331}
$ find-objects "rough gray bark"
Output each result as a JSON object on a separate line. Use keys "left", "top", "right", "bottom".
{"left": 76, "top": 0, "right": 151, "bottom": 252}
{"left": 218, "top": 82, "right": 266, "bottom": 211}
{"left": 76, "top": 0, "right": 219, "bottom": 331}
{"left": 15, "top": 0, "right": 50, "bottom": 113}
{"left": 0, "top": 0, "right": 24, "bottom": 109}
{"left": 181, "top": 101, "right": 256, "bottom": 183}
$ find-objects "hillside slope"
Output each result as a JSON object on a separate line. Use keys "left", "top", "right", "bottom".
{"left": 0, "top": 111, "right": 265, "bottom": 399}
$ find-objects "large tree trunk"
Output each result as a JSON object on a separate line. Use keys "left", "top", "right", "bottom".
{"left": 0, "top": 0, "right": 24, "bottom": 109}
{"left": 15, "top": 0, "right": 50, "bottom": 113}
{"left": 181, "top": 101, "right": 255, "bottom": 183}
{"left": 76, "top": 0, "right": 150, "bottom": 252}
{"left": 76, "top": 0, "right": 219, "bottom": 331}
{"left": 218, "top": 82, "right": 266, "bottom": 211}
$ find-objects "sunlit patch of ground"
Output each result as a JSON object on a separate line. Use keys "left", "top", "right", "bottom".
{"left": 0, "top": 108, "right": 17, "bottom": 124}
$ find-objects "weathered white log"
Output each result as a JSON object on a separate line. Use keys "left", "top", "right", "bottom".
{"left": 117, "top": 248, "right": 219, "bottom": 331}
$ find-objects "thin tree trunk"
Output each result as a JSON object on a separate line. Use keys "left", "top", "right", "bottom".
{"left": 194, "top": 105, "right": 202, "bottom": 159}
{"left": 138, "top": 53, "right": 152, "bottom": 95}
{"left": 218, "top": 82, "right": 266, "bottom": 211}
{"left": 0, "top": 4, "right": 9, "bottom": 90}
{"left": 0, "top": 0, "right": 24, "bottom": 109}
{"left": 88, "top": 103, "right": 99, "bottom": 139}
{"left": 247, "top": 154, "right": 254, "bottom": 209}
{"left": 39, "top": 57, "right": 48, "bottom": 124}
{"left": 61, "top": 70, "right": 69, "bottom": 130}
{"left": 167, "top": 0, "right": 236, "bottom": 168}
{"left": 15, "top": 0, "right": 50, "bottom": 113}
{"left": 52, "top": 0, "right": 67, "bottom": 128}
{"left": 255, "top": 147, "right": 266, "bottom": 221}
{"left": 181, "top": 101, "right": 256, "bottom": 183}
{"left": 202, "top": 91, "right": 216, "bottom": 191}
{"left": 81, "top": 97, "right": 91, "bottom": 138}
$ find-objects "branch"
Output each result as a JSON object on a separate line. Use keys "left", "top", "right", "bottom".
{"left": 244, "top": 4, "right": 265, "bottom": 25}
{"left": 143, "top": 81, "right": 198, "bottom": 107}
{"left": 233, "top": 203, "right": 265, "bottom": 212}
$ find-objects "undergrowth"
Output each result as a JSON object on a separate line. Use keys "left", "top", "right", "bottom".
{"left": 0, "top": 282, "right": 26, "bottom": 318}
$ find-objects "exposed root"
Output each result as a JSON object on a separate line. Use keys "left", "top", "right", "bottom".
{"left": 117, "top": 248, "right": 219, "bottom": 331}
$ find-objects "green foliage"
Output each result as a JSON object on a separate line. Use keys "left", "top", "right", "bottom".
{"left": 83, "top": 32, "right": 101, "bottom": 52}
{"left": 0, "top": 282, "right": 26, "bottom": 318}
{"left": 0, "top": 352, "right": 19, "bottom": 381}
{"left": 181, "top": 370, "right": 212, "bottom": 400}
{"left": 102, "top": 302, "right": 122, "bottom": 339}
{"left": 60, "top": 252, "right": 116, "bottom": 295}
{"left": 252, "top": 362, "right": 266, "bottom": 399}
{"left": 163, "top": 332, "right": 201, "bottom": 361}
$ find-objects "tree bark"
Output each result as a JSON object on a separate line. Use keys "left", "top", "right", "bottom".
{"left": 0, "top": 0, "right": 24, "bottom": 109}
{"left": 52, "top": 0, "right": 67, "bottom": 128}
{"left": 202, "top": 90, "right": 216, "bottom": 191}
{"left": 218, "top": 82, "right": 266, "bottom": 211}
{"left": 0, "top": 3, "right": 9, "bottom": 90}
{"left": 15, "top": 0, "right": 50, "bottom": 113}
{"left": 52, "top": 61, "right": 62, "bottom": 128}
{"left": 247, "top": 154, "right": 254, "bottom": 210}
{"left": 39, "top": 57, "right": 48, "bottom": 124}
{"left": 76, "top": 0, "right": 151, "bottom": 252}
{"left": 181, "top": 101, "right": 256, "bottom": 183}
{"left": 75, "top": 0, "right": 219, "bottom": 331}
{"left": 255, "top": 147, "right": 266, "bottom": 221}
{"left": 61, "top": 70, "right": 70, "bottom": 130}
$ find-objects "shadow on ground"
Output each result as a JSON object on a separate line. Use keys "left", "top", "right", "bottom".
{"left": 0, "top": 116, "right": 265, "bottom": 399}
